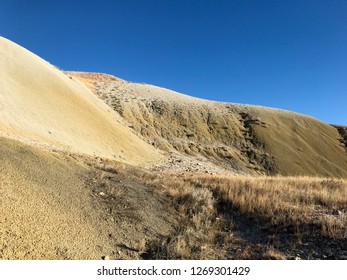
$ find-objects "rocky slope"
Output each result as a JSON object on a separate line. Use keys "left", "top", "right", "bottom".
{"left": 69, "top": 71, "right": 347, "bottom": 178}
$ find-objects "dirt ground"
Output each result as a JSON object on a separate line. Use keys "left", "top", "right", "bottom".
{"left": 0, "top": 137, "right": 177, "bottom": 259}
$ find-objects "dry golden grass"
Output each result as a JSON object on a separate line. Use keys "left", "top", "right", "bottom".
{"left": 125, "top": 170, "right": 347, "bottom": 259}
{"left": 187, "top": 175, "right": 347, "bottom": 239}
{"left": 263, "top": 247, "right": 287, "bottom": 260}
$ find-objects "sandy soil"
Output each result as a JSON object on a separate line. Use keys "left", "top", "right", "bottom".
{"left": 0, "top": 137, "right": 177, "bottom": 259}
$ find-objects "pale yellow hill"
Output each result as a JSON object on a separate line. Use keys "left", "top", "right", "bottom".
{"left": 0, "top": 37, "right": 162, "bottom": 167}
{"left": 247, "top": 107, "right": 347, "bottom": 177}
{"left": 70, "top": 72, "right": 347, "bottom": 178}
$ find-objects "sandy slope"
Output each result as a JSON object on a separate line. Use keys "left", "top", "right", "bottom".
{"left": 0, "top": 37, "right": 162, "bottom": 167}
{"left": 0, "top": 137, "right": 114, "bottom": 259}
{"left": 70, "top": 72, "right": 347, "bottom": 178}
{"left": 247, "top": 107, "right": 347, "bottom": 177}
{"left": 0, "top": 136, "right": 176, "bottom": 259}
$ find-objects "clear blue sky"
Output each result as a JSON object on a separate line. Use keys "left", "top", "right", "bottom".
{"left": 1, "top": 0, "right": 346, "bottom": 125}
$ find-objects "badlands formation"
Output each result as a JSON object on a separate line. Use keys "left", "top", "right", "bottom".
{"left": 1, "top": 37, "right": 347, "bottom": 259}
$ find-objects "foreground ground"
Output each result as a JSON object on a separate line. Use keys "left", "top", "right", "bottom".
{"left": 1, "top": 136, "right": 346, "bottom": 260}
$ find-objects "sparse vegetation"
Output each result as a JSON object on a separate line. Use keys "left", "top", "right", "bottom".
{"left": 196, "top": 176, "right": 347, "bottom": 237}
{"left": 118, "top": 167, "right": 347, "bottom": 259}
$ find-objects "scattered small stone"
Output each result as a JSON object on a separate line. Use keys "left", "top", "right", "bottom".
{"left": 99, "top": 192, "right": 106, "bottom": 196}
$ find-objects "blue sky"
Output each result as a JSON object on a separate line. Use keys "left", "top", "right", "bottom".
{"left": 1, "top": 0, "right": 346, "bottom": 125}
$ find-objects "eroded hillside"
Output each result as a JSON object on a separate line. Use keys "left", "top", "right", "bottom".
{"left": 69, "top": 71, "right": 347, "bottom": 178}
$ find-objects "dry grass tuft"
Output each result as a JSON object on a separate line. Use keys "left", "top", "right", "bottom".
{"left": 142, "top": 177, "right": 229, "bottom": 259}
